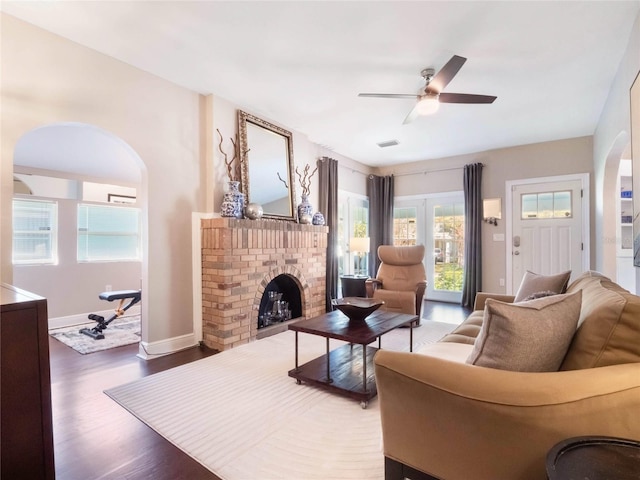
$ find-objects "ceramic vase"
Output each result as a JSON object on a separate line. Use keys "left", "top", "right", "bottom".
{"left": 221, "top": 181, "right": 245, "bottom": 219}
{"left": 297, "top": 194, "right": 313, "bottom": 223}
{"left": 312, "top": 212, "right": 325, "bottom": 226}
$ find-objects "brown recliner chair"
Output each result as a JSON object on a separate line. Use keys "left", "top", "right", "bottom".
{"left": 365, "top": 245, "right": 427, "bottom": 319}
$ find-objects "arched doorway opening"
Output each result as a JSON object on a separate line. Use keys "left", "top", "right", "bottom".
{"left": 12, "top": 122, "right": 147, "bottom": 348}
{"left": 601, "top": 131, "right": 631, "bottom": 286}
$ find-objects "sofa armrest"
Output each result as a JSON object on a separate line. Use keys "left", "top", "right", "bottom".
{"left": 364, "top": 278, "right": 382, "bottom": 298}
{"left": 473, "top": 292, "right": 515, "bottom": 310}
{"left": 374, "top": 350, "right": 640, "bottom": 480}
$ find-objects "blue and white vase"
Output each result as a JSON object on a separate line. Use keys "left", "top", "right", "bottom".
{"left": 221, "top": 181, "right": 245, "bottom": 219}
{"left": 312, "top": 212, "right": 325, "bottom": 226}
{"left": 297, "top": 194, "right": 313, "bottom": 223}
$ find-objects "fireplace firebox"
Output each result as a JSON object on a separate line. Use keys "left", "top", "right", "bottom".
{"left": 258, "top": 275, "right": 302, "bottom": 328}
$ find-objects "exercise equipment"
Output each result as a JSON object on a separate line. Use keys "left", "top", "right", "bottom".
{"left": 80, "top": 289, "right": 142, "bottom": 340}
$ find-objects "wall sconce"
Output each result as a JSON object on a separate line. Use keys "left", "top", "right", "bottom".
{"left": 483, "top": 198, "right": 502, "bottom": 226}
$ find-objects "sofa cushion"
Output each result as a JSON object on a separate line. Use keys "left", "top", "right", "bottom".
{"left": 466, "top": 290, "right": 582, "bottom": 372}
{"left": 561, "top": 271, "right": 640, "bottom": 370}
{"left": 439, "top": 310, "right": 483, "bottom": 345}
{"left": 513, "top": 270, "right": 571, "bottom": 302}
{"left": 416, "top": 342, "right": 474, "bottom": 363}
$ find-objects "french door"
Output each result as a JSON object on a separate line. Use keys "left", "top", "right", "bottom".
{"left": 394, "top": 192, "right": 464, "bottom": 303}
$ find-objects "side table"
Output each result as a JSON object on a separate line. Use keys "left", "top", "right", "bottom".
{"left": 340, "top": 275, "right": 369, "bottom": 297}
{"left": 546, "top": 436, "right": 640, "bottom": 480}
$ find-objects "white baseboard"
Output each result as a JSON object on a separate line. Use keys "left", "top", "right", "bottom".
{"left": 48, "top": 305, "right": 142, "bottom": 329}
{"left": 136, "top": 332, "right": 200, "bottom": 360}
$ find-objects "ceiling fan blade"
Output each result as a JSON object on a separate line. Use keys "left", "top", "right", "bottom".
{"left": 358, "top": 93, "right": 420, "bottom": 99}
{"left": 439, "top": 92, "right": 497, "bottom": 104}
{"left": 426, "top": 55, "right": 467, "bottom": 94}
{"left": 402, "top": 104, "right": 421, "bottom": 125}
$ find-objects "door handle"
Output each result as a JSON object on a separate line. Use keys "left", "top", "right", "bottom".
{"left": 514, "top": 250, "right": 520, "bottom": 255}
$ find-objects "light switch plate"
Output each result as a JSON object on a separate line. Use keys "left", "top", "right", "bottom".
{"left": 493, "top": 233, "right": 505, "bottom": 242}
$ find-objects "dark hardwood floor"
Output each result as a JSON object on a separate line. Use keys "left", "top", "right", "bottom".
{"left": 49, "top": 300, "right": 469, "bottom": 479}
{"left": 48, "top": 336, "right": 221, "bottom": 479}
{"left": 421, "top": 299, "right": 472, "bottom": 325}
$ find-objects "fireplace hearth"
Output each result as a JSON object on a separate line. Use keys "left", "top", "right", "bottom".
{"left": 200, "top": 218, "right": 328, "bottom": 351}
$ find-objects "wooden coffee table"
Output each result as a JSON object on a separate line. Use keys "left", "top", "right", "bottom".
{"left": 288, "top": 309, "right": 419, "bottom": 408}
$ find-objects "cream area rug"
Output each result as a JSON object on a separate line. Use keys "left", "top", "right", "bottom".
{"left": 105, "top": 320, "right": 455, "bottom": 480}
{"left": 49, "top": 315, "right": 141, "bottom": 354}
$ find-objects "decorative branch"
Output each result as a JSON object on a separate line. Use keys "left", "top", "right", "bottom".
{"left": 277, "top": 172, "right": 289, "bottom": 189}
{"left": 295, "top": 164, "right": 318, "bottom": 196}
{"left": 217, "top": 129, "right": 249, "bottom": 182}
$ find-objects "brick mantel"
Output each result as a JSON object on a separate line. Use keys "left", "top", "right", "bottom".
{"left": 200, "top": 218, "right": 328, "bottom": 351}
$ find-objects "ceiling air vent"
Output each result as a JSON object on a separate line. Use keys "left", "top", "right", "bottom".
{"left": 377, "top": 139, "right": 399, "bottom": 148}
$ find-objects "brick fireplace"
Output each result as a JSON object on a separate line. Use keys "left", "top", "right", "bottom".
{"left": 200, "top": 218, "right": 328, "bottom": 351}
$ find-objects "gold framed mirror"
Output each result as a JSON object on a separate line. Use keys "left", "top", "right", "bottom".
{"left": 238, "top": 110, "right": 297, "bottom": 221}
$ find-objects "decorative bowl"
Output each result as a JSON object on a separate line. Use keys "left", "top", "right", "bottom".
{"left": 331, "top": 297, "right": 384, "bottom": 322}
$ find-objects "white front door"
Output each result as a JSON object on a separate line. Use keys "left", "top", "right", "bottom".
{"left": 509, "top": 177, "right": 586, "bottom": 292}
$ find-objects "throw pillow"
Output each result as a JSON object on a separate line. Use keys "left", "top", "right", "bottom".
{"left": 523, "top": 290, "right": 558, "bottom": 301}
{"left": 514, "top": 270, "right": 571, "bottom": 303}
{"left": 466, "top": 290, "right": 582, "bottom": 372}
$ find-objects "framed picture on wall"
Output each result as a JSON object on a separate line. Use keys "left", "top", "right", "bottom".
{"left": 108, "top": 193, "right": 136, "bottom": 204}
{"left": 632, "top": 71, "right": 640, "bottom": 267}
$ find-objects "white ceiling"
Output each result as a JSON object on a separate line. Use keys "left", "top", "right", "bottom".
{"left": 3, "top": 1, "right": 639, "bottom": 169}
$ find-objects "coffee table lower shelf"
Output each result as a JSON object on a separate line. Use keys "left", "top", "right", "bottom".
{"left": 288, "top": 343, "right": 378, "bottom": 407}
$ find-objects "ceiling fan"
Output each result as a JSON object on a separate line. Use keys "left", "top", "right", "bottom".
{"left": 358, "top": 55, "right": 497, "bottom": 124}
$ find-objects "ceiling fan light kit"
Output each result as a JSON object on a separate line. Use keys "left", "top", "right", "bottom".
{"left": 416, "top": 95, "right": 440, "bottom": 115}
{"left": 358, "top": 55, "right": 497, "bottom": 124}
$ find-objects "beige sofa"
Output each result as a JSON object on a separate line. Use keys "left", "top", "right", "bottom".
{"left": 374, "top": 271, "right": 640, "bottom": 480}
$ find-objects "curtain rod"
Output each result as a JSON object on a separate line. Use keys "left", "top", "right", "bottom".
{"left": 392, "top": 162, "right": 484, "bottom": 177}
{"left": 325, "top": 157, "right": 483, "bottom": 178}
{"left": 391, "top": 165, "right": 463, "bottom": 177}
{"left": 335, "top": 161, "right": 369, "bottom": 177}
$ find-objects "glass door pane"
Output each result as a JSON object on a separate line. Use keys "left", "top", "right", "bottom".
{"left": 428, "top": 194, "right": 464, "bottom": 303}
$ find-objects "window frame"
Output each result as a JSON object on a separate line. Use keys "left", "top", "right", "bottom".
{"left": 12, "top": 198, "right": 59, "bottom": 265}
{"left": 77, "top": 202, "right": 142, "bottom": 263}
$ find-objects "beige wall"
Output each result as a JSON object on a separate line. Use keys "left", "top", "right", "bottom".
{"left": 377, "top": 136, "right": 594, "bottom": 294}
{"left": 1, "top": 14, "right": 372, "bottom": 355}
{"left": 1, "top": 14, "right": 205, "bottom": 351}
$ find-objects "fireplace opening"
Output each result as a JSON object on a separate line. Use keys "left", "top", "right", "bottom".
{"left": 258, "top": 275, "right": 302, "bottom": 329}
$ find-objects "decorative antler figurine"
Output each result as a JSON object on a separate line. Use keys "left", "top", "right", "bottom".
{"left": 295, "top": 164, "right": 318, "bottom": 196}
{"left": 217, "top": 129, "right": 248, "bottom": 182}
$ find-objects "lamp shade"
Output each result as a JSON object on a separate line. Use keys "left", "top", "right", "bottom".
{"left": 349, "top": 237, "right": 370, "bottom": 253}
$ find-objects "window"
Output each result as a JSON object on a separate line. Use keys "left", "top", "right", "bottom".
{"left": 432, "top": 201, "right": 465, "bottom": 293}
{"left": 393, "top": 207, "right": 418, "bottom": 245}
{"left": 13, "top": 199, "right": 58, "bottom": 264}
{"left": 337, "top": 192, "right": 369, "bottom": 278}
{"left": 78, "top": 204, "right": 141, "bottom": 262}
{"left": 521, "top": 191, "right": 572, "bottom": 219}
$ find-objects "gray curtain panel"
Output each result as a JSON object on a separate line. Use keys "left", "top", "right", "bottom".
{"left": 462, "top": 162, "right": 483, "bottom": 308}
{"left": 367, "top": 174, "right": 394, "bottom": 277}
{"left": 318, "top": 157, "right": 339, "bottom": 311}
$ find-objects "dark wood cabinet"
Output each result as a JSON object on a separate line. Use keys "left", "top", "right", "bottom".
{"left": 1, "top": 284, "right": 55, "bottom": 479}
